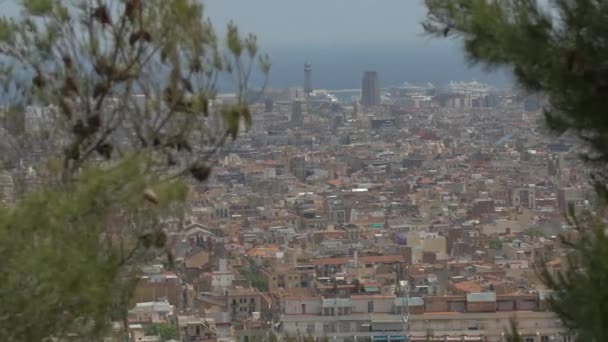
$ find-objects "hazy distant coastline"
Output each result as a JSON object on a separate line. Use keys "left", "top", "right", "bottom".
{"left": 255, "top": 42, "right": 512, "bottom": 91}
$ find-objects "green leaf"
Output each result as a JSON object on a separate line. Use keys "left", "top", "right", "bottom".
{"left": 222, "top": 105, "right": 241, "bottom": 140}
{"left": 22, "top": 0, "right": 54, "bottom": 16}
{"left": 259, "top": 53, "right": 271, "bottom": 74}
{"left": 226, "top": 21, "right": 242, "bottom": 57}
{"left": 151, "top": 180, "right": 188, "bottom": 207}
{"left": 0, "top": 18, "right": 15, "bottom": 43}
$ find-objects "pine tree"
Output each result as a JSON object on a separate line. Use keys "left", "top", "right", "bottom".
{"left": 423, "top": 1, "right": 608, "bottom": 340}
{"left": 423, "top": 0, "right": 608, "bottom": 182}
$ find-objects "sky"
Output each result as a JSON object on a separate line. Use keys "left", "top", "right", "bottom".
{"left": 1, "top": 0, "right": 509, "bottom": 89}
{"left": 201, "top": 0, "right": 509, "bottom": 88}
{"left": 3, "top": 0, "right": 434, "bottom": 45}
{"left": 203, "top": 0, "right": 432, "bottom": 47}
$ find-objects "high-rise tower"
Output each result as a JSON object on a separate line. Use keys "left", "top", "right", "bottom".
{"left": 291, "top": 100, "right": 303, "bottom": 125}
{"left": 361, "top": 71, "right": 380, "bottom": 107}
{"left": 304, "top": 62, "right": 313, "bottom": 95}
{"left": 264, "top": 98, "right": 273, "bottom": 113}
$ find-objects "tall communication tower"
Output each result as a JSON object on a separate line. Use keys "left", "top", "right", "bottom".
{"left": 304, "top": 61, "right": 313, "bottom": 95}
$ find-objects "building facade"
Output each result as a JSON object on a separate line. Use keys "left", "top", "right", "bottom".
{"left": 278, "top": 293, "right": 569, "bottom": 342}
{"left": 226, "top": 287, "right": 263, "bottom": 321}
{"left": 361, "top": 71, "right": 381, "bottom": 107}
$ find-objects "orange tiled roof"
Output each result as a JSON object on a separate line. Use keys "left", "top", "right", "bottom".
{"left": 327, "top": 179, "right": 345, "bottom": 188}
{"left": 247, "top": 245, "right": 280, "bottom": 257}
{"left": 314, "top": 231, "right": 346, "bottom": 239}
{"left": 354, "top": 217, "right": 385, "bottom": 225}
{"left": 452, "top": 280, "right": 482, "bottom": 294}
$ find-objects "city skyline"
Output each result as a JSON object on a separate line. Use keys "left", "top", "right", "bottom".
{"left": 1, "top": 0, "right": 509, "bottom": 90}
{"left": 0, "top": 1, "right": 586, "bottom": 342}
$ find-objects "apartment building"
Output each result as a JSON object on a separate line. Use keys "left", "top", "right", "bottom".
{"left": 278, "top": 293, "right": 568, "bottom": 342}
{"left": 226, "top": 287, "right": 263, "bottom": 321}
{"left": 311, "top": 254, "right": 406, "bottom": 279}
{"left": 261, "top": 263, "right": 316, "bottom": 293}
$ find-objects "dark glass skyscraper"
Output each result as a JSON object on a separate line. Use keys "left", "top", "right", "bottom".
{"left": 361, "top": 71, "right": 380, "bottom": 107}
{"left": 304, "top": 62, "right": 313, "bottom": 95}
{"left": 291, "top": 100, "right": 303, "bottom": 125}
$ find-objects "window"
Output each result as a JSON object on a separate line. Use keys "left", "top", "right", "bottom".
{"left": 301, "top": 304, "right": 306, "bottom": 314}
{"left": 306, "top": 323, "right": 315, "bottom": 334}
{"left": 357, "top": 322, "right": 371, "bottom": 333}
{"left": 339, "top": 322, "right": 350, "bottom": 333}
{"left": 541, "top": 337, "right": 550, "bottom": 342}
{"left": 250, "top": 298, "right": 255, "bottom": 303}
{"left": 323, "top": 323, "right": 336, "bottom": 333}
{"left": 524, "top": 338, "right": 534, "bottom": 342}
{"left": 467, "top": 321, "right": 478, "bottom": 330}
{"left": 368, "top": 301, "right": 374, "bottom": 313}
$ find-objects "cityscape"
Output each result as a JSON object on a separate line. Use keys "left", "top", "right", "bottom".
{"left": 0, "top": 0, "right": 603, "bottom": 342}
{"left": 1, "top": 57, "right": 581, "bottom": 341}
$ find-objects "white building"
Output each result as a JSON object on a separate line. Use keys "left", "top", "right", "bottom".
{"left": 211, "top": 259, "right": 235, "bottom": 291}
{"left": 128, "top": 301, "right": 174, "bottom": 324}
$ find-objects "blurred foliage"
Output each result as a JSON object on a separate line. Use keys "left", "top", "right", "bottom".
{"left": 423, "top": 0, "right": 608, "bottom": 185}
{"left": 145, "top": 323, "right": 178, "bottom": 341}
{"left": 0, "top": 157, "right": 185, "bottom": 340}
{"left": 3, "top": 104, "right": 25, "bottom": 135}
{"left": 524, "top": 228, "right": 546, "bottom": 238}
{"left": 0, "top": 0, "right": 270, "bottom": 183}
{"left": 0, "top": 0, "right": 269, "bottom": 340}
{"left": 424, "top": 1, "right": 608, "bottom": 340}
{"left": 540, "top": 222, "right": 608, "bottom": 341}
{"left": 489, "top": 238, "right": 503, "bottom": 250}
{"left": 241, "top": 263, "right": 268, "bottom": 292}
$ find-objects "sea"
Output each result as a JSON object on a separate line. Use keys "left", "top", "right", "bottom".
{"left": 237, "top": 42, "right": 513, "bottom": 93}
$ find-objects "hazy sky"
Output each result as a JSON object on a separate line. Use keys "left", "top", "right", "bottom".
{"left": 203, "top": 0, "right": 431, "bottom": 47}
{"left": 1, "top": 0, "right": 507, "bottom": 88}
{"left": 2, "top": 0, "right": 433, "bottom": 46}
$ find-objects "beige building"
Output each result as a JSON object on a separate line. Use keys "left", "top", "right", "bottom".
{"left": 178, "top": 316, "right": 217, "bottom": 342}
{"left": 407, "top": 231, "right": 448, "bottom": 262}
{"left": 262, "top": 263, "right": 315, "bottom": 293}
{"left": 279, "top": 293, "right": 568, "bottom": 342}
{"left": 226, "top": 287, "right": 263, "bottom": 321}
